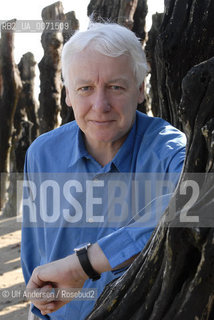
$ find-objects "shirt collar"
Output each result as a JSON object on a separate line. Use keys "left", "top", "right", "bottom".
{"left": 68, "top": 126, "right": 89, "bottom": 167}
{"left": 112, "top": 117, "right": 137, "bottom": 172}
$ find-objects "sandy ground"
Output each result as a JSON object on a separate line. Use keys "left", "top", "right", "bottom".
{"left": 0, "top": 216, "right": 30, "bottom": 319}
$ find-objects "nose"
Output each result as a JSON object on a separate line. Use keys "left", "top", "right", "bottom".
{"left": 92, "top": 88, "right": 111, "bottom": 113}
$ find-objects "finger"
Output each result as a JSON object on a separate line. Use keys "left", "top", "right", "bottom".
{"left": 40, "top": 302, "right": 56, "bottom": 315}
{"left": 39, "top": 284, "right": 55, "bottom": 302}
{"left": 27, "top": 284, "right": 52, "bottom": 299}
{"left": 27, "top": 267, "right": 47, "bottom": 289}
{"left": 29, "top": 284, "right": 55, "bottom": 308}
{"left": 40, "top": 301, "right": 66, "bottom": 315}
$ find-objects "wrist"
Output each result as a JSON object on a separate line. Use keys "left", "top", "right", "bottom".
{"left": 64, "top": 254, "right": 89, "bottom": 282}
{"left": 87, "top": 243, "right": 111, "bottom": 274}
{"left": 71, "top": 242, "right": 111, "bottom": 282}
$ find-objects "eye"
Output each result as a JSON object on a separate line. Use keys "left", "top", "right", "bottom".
{"left": 77, "top": 86, "right": 93, "bottom": 95}
{"left": 109, "top": 85, "right": 125, "bottom": 92}
{"left": 79, "top": 86, "right": 92, "bottom": 92}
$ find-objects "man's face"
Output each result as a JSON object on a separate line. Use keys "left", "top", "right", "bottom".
{"left": 66, "top": 48, "right": 144, "bottom": 149}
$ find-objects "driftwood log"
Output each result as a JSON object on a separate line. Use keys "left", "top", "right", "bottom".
{"left": 86, "top": 56, "right": 214, "bottom": 320}
{"left": 146, "top": 0, "right": 214, "bottom": 128}
{"left": 145, "top": 13, "right": 164, "bottom": 117}
{"left": 0, "top": 20, "right": 22, "bottom": 211}
{"left": 60, "top": 11, "right": 79, "bottom": 125}
{"left": 16, "top": 52, "right": 38, "bottom": 145}
{"left": 62, "top": 10, "right": 79, "bottom": 43}
{"left": 38, "top": 1, "right": 64, "bottom": 134}
{"left": 2, "top": 52, "right": 38, "bottom": 217}
{"left": 87, "top": 0, "right": 147, "bottom": 40}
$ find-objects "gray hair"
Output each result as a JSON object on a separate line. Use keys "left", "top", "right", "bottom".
{"left": 62, "top": 22, "right": 150, "bottom": 87}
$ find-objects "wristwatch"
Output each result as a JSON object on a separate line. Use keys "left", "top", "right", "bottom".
{"left": 74, "top": 243, "right": 101, "bottom": 281}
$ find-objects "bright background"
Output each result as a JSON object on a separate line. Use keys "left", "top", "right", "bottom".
{"left": 0, "top": 0, "right": 164, "bottom": 98}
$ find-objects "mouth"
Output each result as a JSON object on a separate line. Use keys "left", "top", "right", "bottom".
{"left": 89, "top": 120, "right": 115, "bottom": 125}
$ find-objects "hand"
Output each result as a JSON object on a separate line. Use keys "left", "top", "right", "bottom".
{"left": 26, "top": 243, "right": 111, "bottom": 315}
{"left": 26, "top": 254, "right": 88, "bottom": 315}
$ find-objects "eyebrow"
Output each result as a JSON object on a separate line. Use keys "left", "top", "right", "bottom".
{"left": 74, "top": 78, "right": 129, "bottom": 87}
{"left": 107, "top": 78, "right": 129, "bottom": 86}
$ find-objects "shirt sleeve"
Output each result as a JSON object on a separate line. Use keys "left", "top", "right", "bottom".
{"left": 21, "top": 151, "right": 39, "bottom": 283}
{"left": 98, "top": 144, "right": 186, "bottom": 270}
{"left": 162, "top": 126, "right": 186, "bottom": 173}
{"left": 21, "top": 151, "right": 49, "bottom": 319}
{"left": 97, "top": 192, "right": 172, "bottom": 270}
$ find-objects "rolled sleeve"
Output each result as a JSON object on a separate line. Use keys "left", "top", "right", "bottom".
{"left": 97, "top": 192, "right": 174, "bottom": 270}
{"left": 98, "top": 225, "right": 154, "bottom": 269}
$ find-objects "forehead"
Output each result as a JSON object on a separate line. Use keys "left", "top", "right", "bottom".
{"left": 68, "top": 48, "right": 135, "bottom": 83}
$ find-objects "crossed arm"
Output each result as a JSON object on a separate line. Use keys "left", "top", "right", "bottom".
{"left": 26, "top": 243, "right": 137, "bottom": 315}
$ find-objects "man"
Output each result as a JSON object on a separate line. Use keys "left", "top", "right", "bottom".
{"left": 21, "top": 22, "right": 186, "bottom": 319}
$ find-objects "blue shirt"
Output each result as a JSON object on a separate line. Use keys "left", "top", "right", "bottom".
{"left": 21, "top": 111, "right": 186, "bottom": 319}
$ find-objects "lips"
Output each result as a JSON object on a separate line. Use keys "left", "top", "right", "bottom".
{"left": 89, "top": 120, "right": 115, "bottom": 125}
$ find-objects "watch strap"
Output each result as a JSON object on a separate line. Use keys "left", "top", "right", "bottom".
{"left": 76, "top": 247, "right": 101, "bottom": 281}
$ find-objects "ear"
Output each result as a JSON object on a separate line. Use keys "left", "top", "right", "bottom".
{"left": 65, "top": 87, "right": 72, "bottom": 107}
{"left": 138, "top": 82, "right": 145, "bottom": 104}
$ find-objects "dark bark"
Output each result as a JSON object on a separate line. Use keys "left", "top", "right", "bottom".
{"left": 61, "top": 11, "right": 79, "bottom": 125}
{"left": 86, "top": 56, "right": 214, "bottom": 320}
{"left": 2, "top": 52, "right": 38, "bottom": 217}
{"left": 0, "top": 20, "right": 22, "bottom": 211}
{"left": 60, "top": 86, "right": 75, "bottom": 125}
{"left": 132, "top": 0, "right": 148, "bottom": 40}
{"left": 87, "top": 0, "right": 121, "bottom": 24}
{"left": 87, "top": 0, "right": 147, "bottom": 41}
{"left": 16, "top": 52, "right": 38, "bottom": 144}
{"left": 38, "top": 1, "right": 64, "bottom": 134}
{"left": 145, "top": 13, "right": 164, "bottom": 117}
{"left": 62, "top": 11, "right": 79, "bottom": 43}
{"left": 146, "top": 0, "right": 214, "bottom": 128}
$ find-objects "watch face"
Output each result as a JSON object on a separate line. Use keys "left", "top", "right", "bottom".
{"left": 74, "top": 242, "right": 91, "bottom": 252}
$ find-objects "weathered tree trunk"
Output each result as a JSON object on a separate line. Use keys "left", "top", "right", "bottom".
{"left": 2, "top": 52, "right": 38, "bottom": 217}
{"left": 86, "top": 55, "right": 214, "bottom": 320}
{"left": 87, "top": 0, "right": 147, "bottom": 39}
{"left": 145, "top": 13, "right": 164, "bottom": 117}
{"left": 0, "top": 20, "right": 22, "bottom": 211}
{"left": 61, "top": 11, "right": 79, "bottom": 125}
{"left": 146, "top": 0, "right": 214, "bottom": 128}
{"left": 38, "top": 1, "right": 64, "bottom": 134}
{"left": 62, "top": 11, "right": 79, "bottom": 43}
{"left": 16, "top": 52, "right": 38, "bottom": 144}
